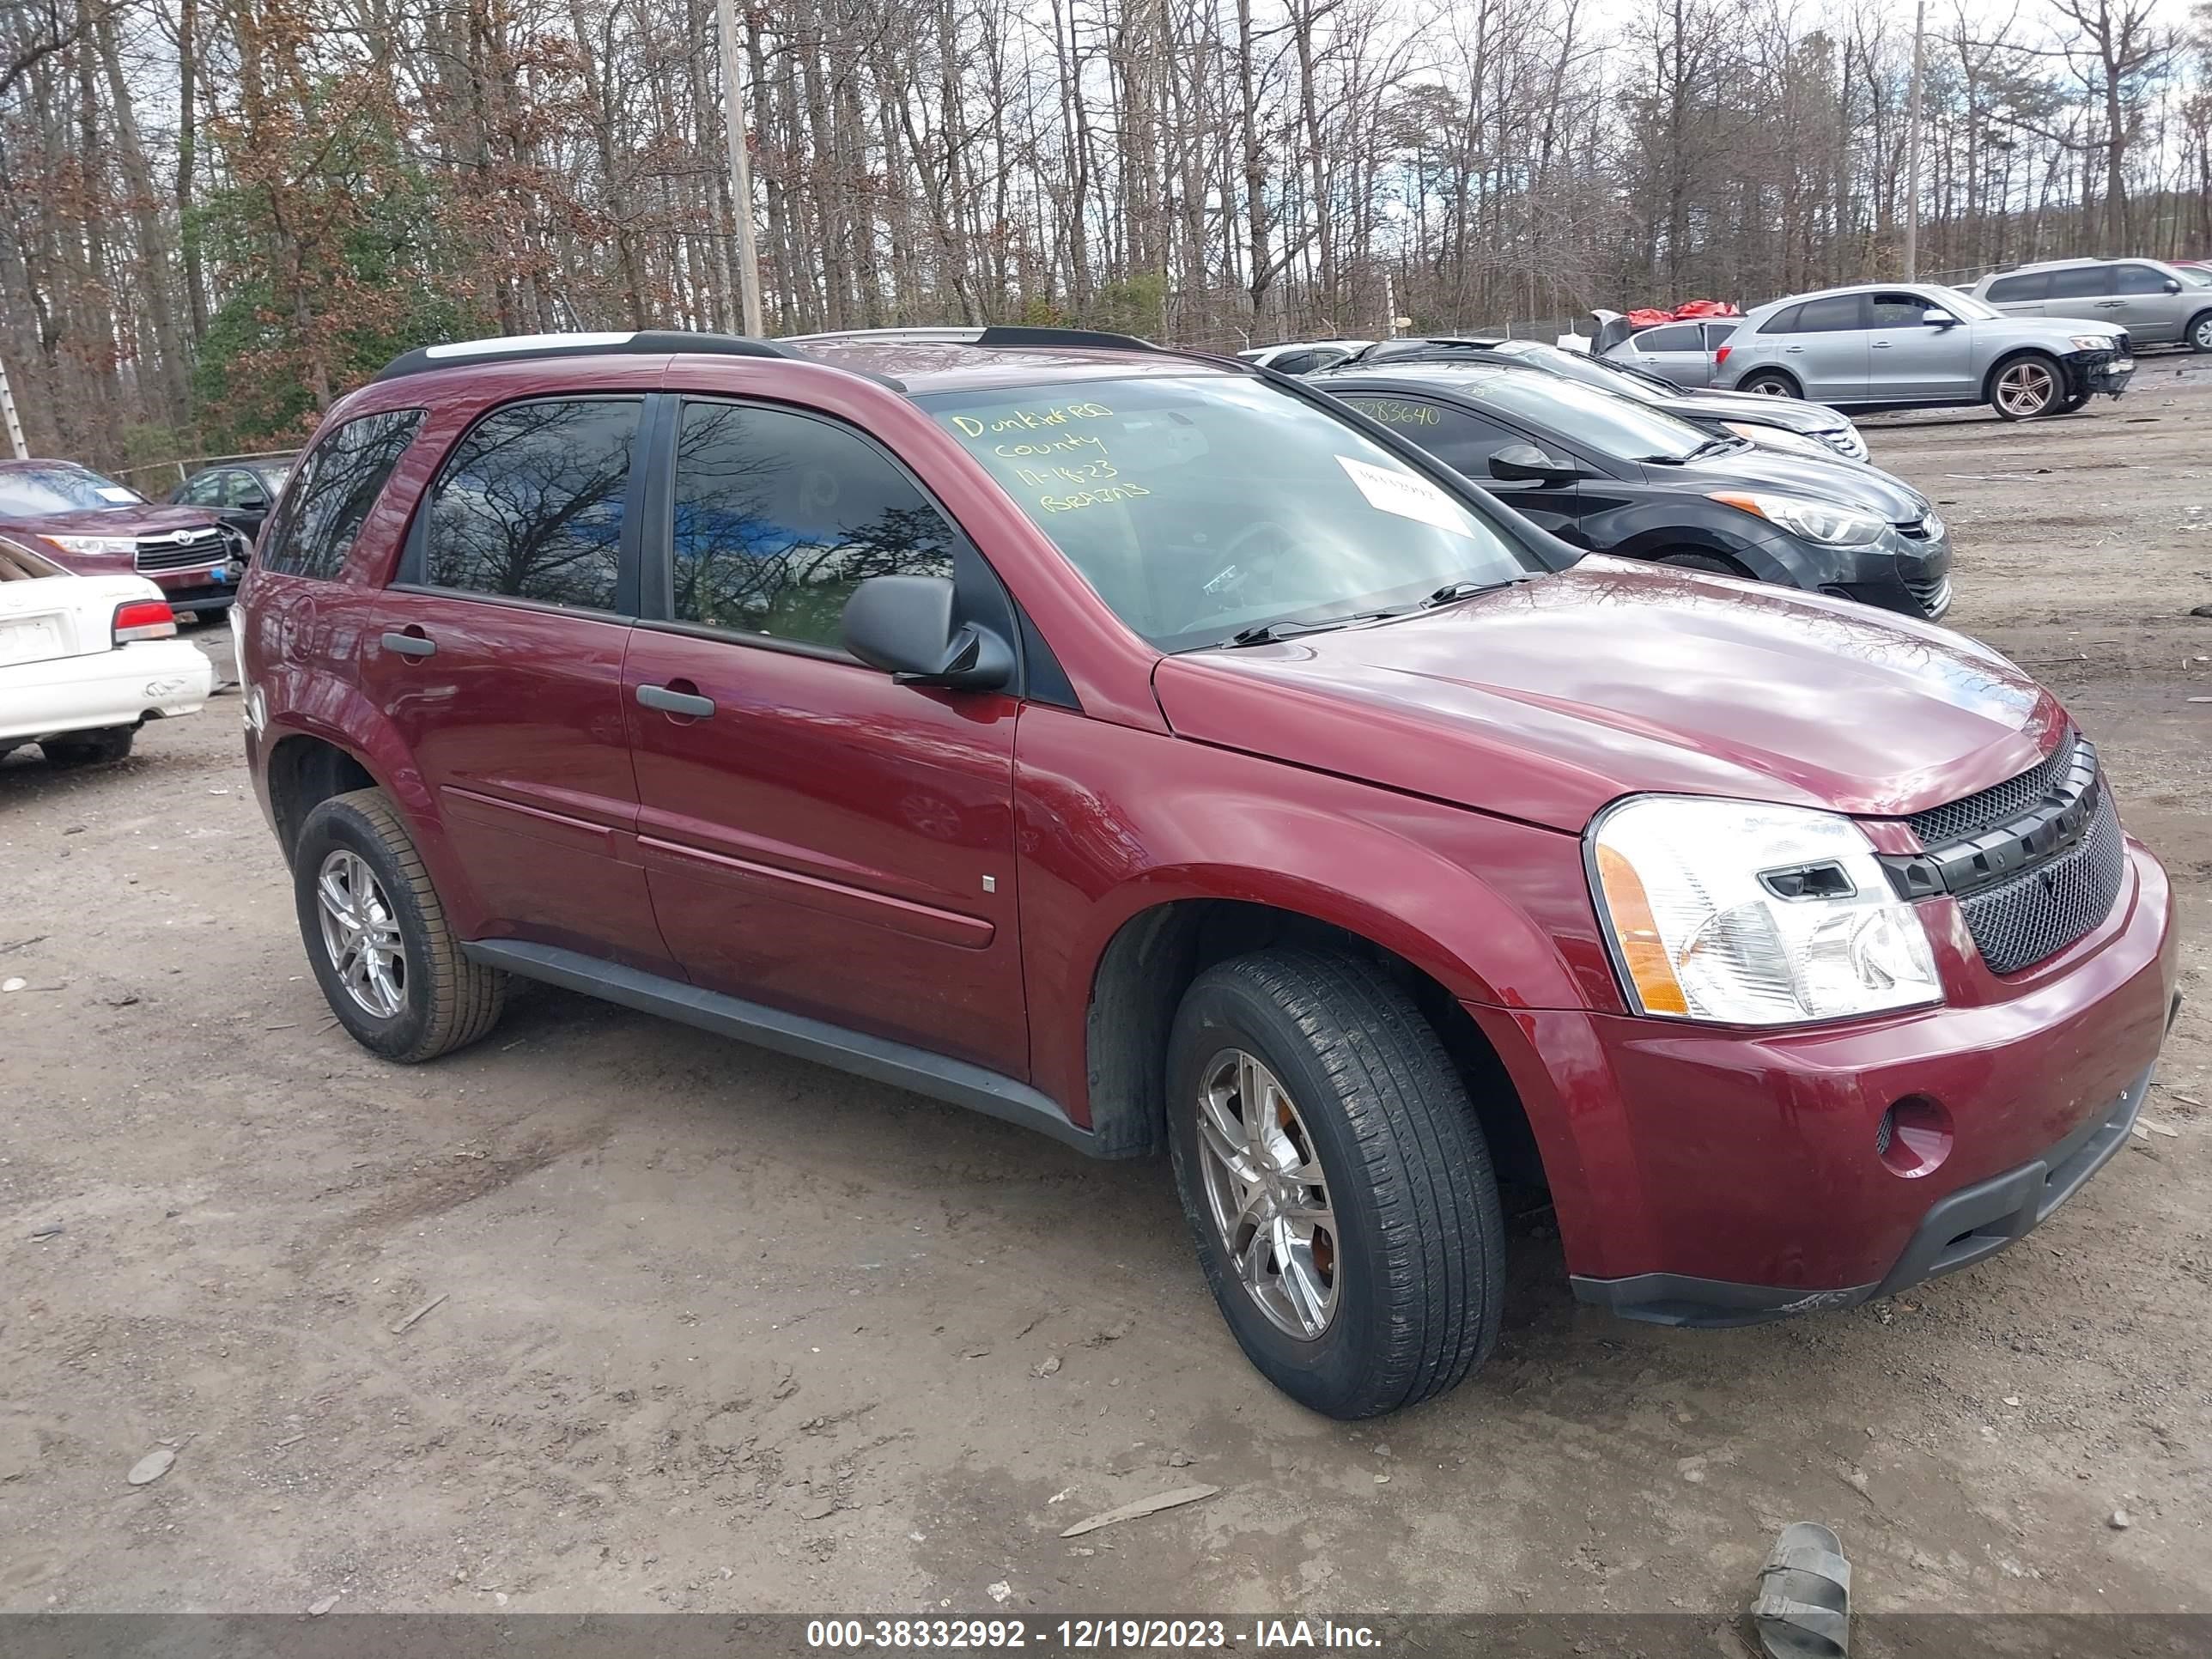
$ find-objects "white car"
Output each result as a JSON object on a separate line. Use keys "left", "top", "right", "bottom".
{"left": 0, "top": 534, "right": 213, "bottom": 765}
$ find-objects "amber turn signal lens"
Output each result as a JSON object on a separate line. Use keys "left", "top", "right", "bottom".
{"left": 1595, "top": 843, "right": 1689, "bottom": 1015}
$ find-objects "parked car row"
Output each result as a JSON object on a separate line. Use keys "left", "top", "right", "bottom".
{"left": 222, "top": 323, "right": 2173, "bottom": 1422}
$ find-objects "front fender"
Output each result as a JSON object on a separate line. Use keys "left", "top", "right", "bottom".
{"left": 1605, "top": 504, "right": 1825, "bottom": 589}
{"left": 1012, "top": 705, "right": 1620, "bottom": 1123}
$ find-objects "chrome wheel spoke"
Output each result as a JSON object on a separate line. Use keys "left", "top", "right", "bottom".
{"left": 1194, "top": 1046, "right": 1340, "bottom": 1340}
{"left": 316, "top": 849, "right": 404, "bottom": 1019}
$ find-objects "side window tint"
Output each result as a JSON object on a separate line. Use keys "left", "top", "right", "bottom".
{"left": 1637, "top": 325, "right": 1698, "bottom": 351}
{"left": 182, "top": 472, "right": 223, "bottom": 505}
{"left": 423, "top": 398, "right": 638, "bottom": 611}
{"left": 1340, "top": 396, "right": 1518, "bottom": 476}
{"left": 1986, "top": 272, "right": 2047, "bottom": 302}
{"left": 222, "top": 471, "right": 263, "bottom": 507}
{"left": 1705, "top": 322, "right": 1740, "bottom": 348}
{"left": 1761, "top": 305, "right": 1803, "bottom": 335}
{"left": 671, "top": 401, "right": 957, "bottom": 649}
{"left": 2113, "top": 264, "right": 2168, "bottom": 295}
{"left": 2047, "top": 265, "right": 2110, "bottom": 299}
{"left": 1795, "top": 295, "right": 1863, "bottom": 332}
{"left": 1869, "top": 293, "right": 1933, "bottom": 328}
{"left": 260, "top": 409, "right": 425, "bottom": 579}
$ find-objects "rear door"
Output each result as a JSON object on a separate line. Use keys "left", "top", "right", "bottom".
{"left": 1787, "top": 294, "right": 1871, "bottom": 402}
{"left": 622, "top": 394, "right": 1029, "bottom": 1076}
{"left": 2042, "top": 264, "right": 2119, "bottom": 330}
{"left": 359, "top": 394, "right": 676, "bottom": 973}
{"left": 1619, "top": 323, "right": 1709, "bottom": 388}
{"left": 1981, "top": 270, "right": 2049, "bottom": 319}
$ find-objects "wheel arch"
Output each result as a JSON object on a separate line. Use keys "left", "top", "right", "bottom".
{"left": 1735, "top": 365, "right": 1803, "bottom": 398}
{"left": 1079, "top": 896, "right": 1547, "bottom": 1194}
{"left": 1980, "top": 344, "right": 2062, "bottom": 406}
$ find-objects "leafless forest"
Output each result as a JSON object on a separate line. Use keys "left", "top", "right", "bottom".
{"left": 1, "top": 0, "right": 2207, "bottom": 468}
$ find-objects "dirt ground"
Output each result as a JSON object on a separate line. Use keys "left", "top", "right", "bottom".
{"left": 3, "top": 362, "right": 2208, "bottom": 1622}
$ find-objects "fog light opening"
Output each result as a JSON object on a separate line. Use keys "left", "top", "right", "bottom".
{"left": 1879, "top": 1096, "right": 1953, "bottom": 1178}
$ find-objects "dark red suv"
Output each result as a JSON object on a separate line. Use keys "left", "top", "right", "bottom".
{"left": 0, "top": 459, "right": 247, "bottom": 616}
{"left": 236, "top": 328, "right": 2179, "bottom": 1419}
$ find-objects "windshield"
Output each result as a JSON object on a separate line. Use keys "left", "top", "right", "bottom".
{"left": 922, "top": 374, "right": 1540, "bottom": 652}
{"left": 2179, "top": 266, "right": 2212, "bottom": 289}
{"left": 1452, "top": 372, "right": 1721, "bottom": 464}
{"left": 0, "top": 463, "right": 144, "bottom": 516}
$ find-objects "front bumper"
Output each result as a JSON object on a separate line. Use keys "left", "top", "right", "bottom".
{"left": 1815, "top": 525, "right": 1953, "bottom": 620}
{"left": 2066, "top": 347, "right": 2133, "bottom": 398}
{"left": 1471, "top": 837, "right": 2178, "bottom": 1325}
{"left": 149, "top": 565, "right": 243, "bottom": 614}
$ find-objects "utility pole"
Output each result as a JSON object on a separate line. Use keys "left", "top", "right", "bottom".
{"left": 714, "top": 0, "right": 765, "bottom": 336}
{"left": 1904, "top": 0, "right": 1925, "bottom": 279}
{"left": 0, "top": 356, "right": 27, "bottom": 461}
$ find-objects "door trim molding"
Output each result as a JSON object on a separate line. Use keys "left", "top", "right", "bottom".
{"left": 459, "top": 939, "right": 1098, "bottom": 1154}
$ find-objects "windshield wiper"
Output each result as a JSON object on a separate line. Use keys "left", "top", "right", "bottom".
{"left": 1224, "top": 607, "right": 1403, "bottom": 647}
{"left": 1684, "top": 435, "right": 1743, "bottom": 459}
{"left": 1423, "top": 578, "right": 1523, "bottom": 607}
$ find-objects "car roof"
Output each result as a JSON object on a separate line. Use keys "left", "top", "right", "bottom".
{"left": 1745, "top": 282, "right": 1945, "bottom": 313}
{"left": 793, "top": 336, "right": 1232, "bottom": 395}
{"left": 1978, "top": 255, "right": 2172, "bottom": 278}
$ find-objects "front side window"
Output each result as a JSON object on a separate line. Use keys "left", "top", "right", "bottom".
{"left": 179, "top": 472, "right": 223, "bottom": 506}
{"left": 0, "top": 463, "right": 143, "bottom": 516}
{"left": 1869, "top": 292, "right": 1947, "bottom": 328}
{"left": 2113, "top": 264, "right": 2170, "bottom": 295}
{"left": 922, "top": 374, "right": 1539, "bottom": 653}
{"left": 263, "top": 408, "right": 424, "bottom": 579}
{"left": 670, "top": 401, "right": 957, "bottom": 649}
{"left": 422, "top": 398, "right": 637, "bottom": 611}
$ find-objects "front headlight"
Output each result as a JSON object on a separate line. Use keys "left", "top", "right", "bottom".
{"left": 1709, "top": 490, "right": 1887, "bottom": 547}
{"left": 2068, "top": 335, "right": 2112, "bottom": 353}
{"left": 1723, "top": 421, "right": 1828, "bottom": 458}
{"left": 1589, "top": 795, "right": 1942, "bottom": 1025}
{"left": 43, "top": 533, "right": 138, "bottom": 557}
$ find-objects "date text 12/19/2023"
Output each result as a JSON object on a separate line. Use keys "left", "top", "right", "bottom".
{"left": 804, "top": 1617, "right": 1383, "bottom": 1650}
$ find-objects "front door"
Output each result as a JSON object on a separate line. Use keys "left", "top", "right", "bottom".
{"left": 2110, "top": 263, "right": 2180, "bottom": 343}
{"left": 362, "top": 394, "right": 674, "bottom": 972}
{"left": 1867, "top": 290, "right": 1975, "bottom": 399}
{"left": 1336, "top": 393, "right": 1590, "bottom": 544}
{"left": 623, "top": 396, "right": 1029, "bottom": 1077}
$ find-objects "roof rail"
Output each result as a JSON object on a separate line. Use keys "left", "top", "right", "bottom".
{"left": 372, "top": 330, "right": 803, "bottom": 383}
{"left": 973, "top": 325, "right": 1161, "bottom": 353}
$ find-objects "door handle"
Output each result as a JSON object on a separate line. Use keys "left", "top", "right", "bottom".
{"left": 1871, "top": 340, "right": 1893, "bottom": 349}
{"left": 2094, "top": 301, "right": 2124, "bottom": 307}
{"left": 636, "top": 683, "right": 715, "bottom": 719}
{"left": 380, "top": 630, "right": 436, "bottom": 659}
{"left": 1784, "top": 344, "right": 1805, "bottom": 353}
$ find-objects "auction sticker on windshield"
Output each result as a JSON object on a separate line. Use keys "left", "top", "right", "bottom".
{"left": 1335, "top": 454, "right": 1477, "bottom": 538}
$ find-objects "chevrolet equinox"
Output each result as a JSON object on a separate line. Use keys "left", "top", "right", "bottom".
{"left": 236, "top": 327, "right": 2179, "bottom": 1419}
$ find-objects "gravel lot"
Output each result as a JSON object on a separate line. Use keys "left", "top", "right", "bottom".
{"left": 3, "top": 364, "right": 2207, "bottom": 1619}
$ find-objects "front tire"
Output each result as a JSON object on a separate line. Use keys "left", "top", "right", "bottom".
{"left": 2188, "top": 311, "right": 2212, "bottom": 354}
{"left": 293, "top": 788, "right": 506, "bottom": 1062}
{"left": 1990, "top": 353, "right": 2063, "bottom": 421}
{"left": 1166, "top": 950, "right": 1504, "bottom": 1419}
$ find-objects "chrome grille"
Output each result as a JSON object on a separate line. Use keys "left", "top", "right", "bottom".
{"left": 1958, "top": 787, "right": 2125, "bottom": 974}
{"left": 1908, "top": 728, "right": 2078, "bottom": 846}
{"left": 135, "top": 528, "right": 232, "bottom": 573}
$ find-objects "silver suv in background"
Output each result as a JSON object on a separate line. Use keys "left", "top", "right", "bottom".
{"left": 1595, "top": 316, "right": 1741, "bottom": 389}
{"left": 1966, "top": 258, "right": 2212, "bottom": 353}
{"left": 1713, "top": 283, "right": 2133, "bottom": 420}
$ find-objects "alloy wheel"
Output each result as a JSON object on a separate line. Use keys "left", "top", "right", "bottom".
{"left": 315, "top": 849, "right": 406, "bottom": 1018}
{"left": 2195, "top": 316, "right": 2212, "bottom": 351}
{"left": 1996, "top": 362, "right": 2057, "bottom": 416}
{"left": 1194, "top": 1048, "right": 1340, "bottom": 1339}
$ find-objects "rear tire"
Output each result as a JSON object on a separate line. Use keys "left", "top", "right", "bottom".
{"left": 294, "top": 788, "right": 506, "bottom": 1062}
{"left": 1990, "top": 352, "right": 2063, "bottom": 421}
{"left": 1737, "top": 371, "right": 1798, "bottom": 398}
{"left": 1166, "top": 950, "right": 1504, "bottom": 1419}
{"left": 40, "top": 726, "right": 136, "bottom": 766}
{"left": 2057, "top": 388, "right": 2092, "bottom": 415}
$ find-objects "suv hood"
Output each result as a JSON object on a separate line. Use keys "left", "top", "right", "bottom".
{"left": 1662, "top": 447, "right": 1929, "bottom": 521}
{"left": 0, "top": 504, "right": 227, "bottom": 538}
{"left": 1974, "top": 316, "right": 2125, "bottom": 349}
{"left": 1152, "top": 558, "right": 2063, "bottom": 834}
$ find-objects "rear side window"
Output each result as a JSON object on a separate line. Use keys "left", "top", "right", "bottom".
{"left": 2047, "top": 265, "right": 2112, "bottom": 299}
{"left": 1985, "top": 271, "right": 2048, "bottom": 302}
{"left": 1760, "top": 305, "right": 1803, "bottom": 334}
{"left": 259, "top": 409, "right": 424, "bottom": 579}
{"left": 669, "top": 400, "right": 958, "bottom": 649}
{"left": 422, "top": 398, "right": 640, "bottom": 612}
{"left": 2113, "top": 264, "right": 2169, "bottom": 295}
{"left": 1635, "top": 325, "right": 1698, "bottom": 351}
{"left": 1794, "top": 295, "right": 1863, "bottom": 332}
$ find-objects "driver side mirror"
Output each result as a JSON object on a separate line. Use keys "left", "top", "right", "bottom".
{"left": 1923, "top": 307, "right": 1958, "bottom": 328}
{"left": 842, "top": 574, "right": 1013, "bottom": 692}
{"left": 2163, "top": 277, "right": 2183, "bottom": 295}
{"left": 1489, "top": 443, "right": 1579, "bottom": 487}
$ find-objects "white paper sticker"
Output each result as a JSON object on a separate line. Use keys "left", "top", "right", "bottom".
{"left": 95, "top": 486, "right": 138, "bottom": 503}
{"left": 1334, "top": 454, "right": 1474, "bottom": 538}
